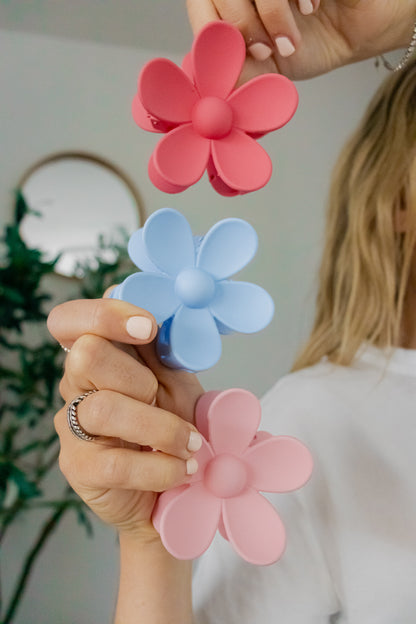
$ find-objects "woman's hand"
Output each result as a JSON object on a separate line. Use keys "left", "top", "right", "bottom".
{"left": 47, "top": 298, "right": 204, "bottom": 543}
{"left": 187, "top": 0, "right": 416, "bottom": 80}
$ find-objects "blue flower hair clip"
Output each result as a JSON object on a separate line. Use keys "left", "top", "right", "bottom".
{"left": 110, "top": 208, "right": 274, "bottom": 372}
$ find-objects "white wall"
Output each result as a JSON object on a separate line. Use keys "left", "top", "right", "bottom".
{"left": 1, "top": 28, "right": 386, "bottom": 622}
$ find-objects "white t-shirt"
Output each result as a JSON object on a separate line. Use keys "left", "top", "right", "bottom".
{"left": 193, "top": 346, "right": 416, "bottom": 623}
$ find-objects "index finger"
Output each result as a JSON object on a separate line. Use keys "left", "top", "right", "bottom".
{"left": 47, "top": 298, "right": 158, "bottom": 349}
{"left": 186, "top": 0, "right": 220, "bottom": 33}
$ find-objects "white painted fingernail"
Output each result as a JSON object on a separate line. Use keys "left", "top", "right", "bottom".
{"left": 299, "top": 0, "right": 314, "bottom": 15}
{"left": 248, "top": 42, "right": 273, "bottom": 61}
{"left": 275, "top": 36, "right": 296, "bottom": 57}
{"left": 187, "top": 431, "right": 203, "bottom": 453}
{"left": 186, "top": 458, "right": 199, "bottom": 475}
{"left": 126, "top": 316, "right": 153, "bottom": 340}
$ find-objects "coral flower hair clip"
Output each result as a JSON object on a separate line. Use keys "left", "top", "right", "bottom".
{"left": 132, "top": 21, "right": 298, "bottom": 196}
{"left": 153, "top": 389, "right": 313, "bottom": 565}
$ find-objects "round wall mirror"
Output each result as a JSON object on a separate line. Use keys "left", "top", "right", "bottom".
{"left": 18, "top": 152, "right": 145, "bottom": 277}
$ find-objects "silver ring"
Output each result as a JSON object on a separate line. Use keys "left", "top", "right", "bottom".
{"left": 60, "top": 344, "right": 71, "bottom": 353}
{"left": 67, "top": 390, "right": 98, "bottom": 442}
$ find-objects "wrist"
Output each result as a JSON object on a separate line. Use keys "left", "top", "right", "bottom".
{"left": 116, "top": 523, "right": 193, "bottom": 624}
{"left": 397, "top": 1, "right": 416, "bottom": 49}
{"left": 390, "top": 0, "right": 416, "bottom": 52}
{"left": 118, "top": 519, "right": 162, "bottom": 548}
{"left": 375, "top": 3, "right": 416, "bottom": 72}
{"left": 358, "top": 2, "right": 416, "bottom": 60}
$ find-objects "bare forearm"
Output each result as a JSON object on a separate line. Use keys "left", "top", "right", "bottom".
{"left": 115, "top": 532, "right": 193, "bottom": 624}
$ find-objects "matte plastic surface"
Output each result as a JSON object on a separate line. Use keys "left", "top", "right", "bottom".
{"left": 153, "top": 388, "right": 314, "bottom": 565}
{"left": 132, "top": 21, "right": 298, "bottom": 195}
{"left": 110, "top": 208, "right": 274, "bottom": 372}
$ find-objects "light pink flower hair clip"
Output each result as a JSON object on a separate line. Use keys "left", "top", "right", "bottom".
{"left": 132, "top": 22, "right": 298, "bottom": 196}
{"left": 153, "top": 389, "right": 313, "bottom": 565}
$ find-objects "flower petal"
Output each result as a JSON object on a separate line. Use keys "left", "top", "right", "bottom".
{"left": 218, "top": 512, "right": 230, "bottom": 541}
{"left": 210, "top": 281, "right": 274, "bottom": 333}
{"left": 223, "top": 489, "right": 286, "bottom": 565}
{"left": 207, "top": 389, "right": 261, "bottom": 456}
{"left": 159, "top": 481, "right": 221, "bottom": 559}
{"left": 207, "top": 157, "right": 241, "bottom": 196}
{"left": 244, "top": 436, "right": 313, "bottom": 493}
{"left": 131, "top": 94, "right": 171, "bottom": 133}
{"left": 143, "top": 208, "right": 195, "bottom": 277}
{"left": 209, "top": 171, "right": 242, "bottom": 196}
{"left": 116, "top": 272, "right": 179, "bottom": 324}
{"left": 249, "top": 431, "right": 273, "bottom": 446}
{"left": 192, "top": 22, "right": 245, "bottom": 98}
{"left": 152, "top": 484, "right": 188, "bottom": 534}
{"left": 197, "top": 218, "right": 258, "bottom": 280}
{"left": 153, "top": 125, "right": 210, "bottom": 189}
{"left": 195, "top": 391, "right": 222, "bottom": 439}
{"left": 181, "top": 52, "right": 194, "bottom": 81}
{"left": 148, "top": 154, "right": 189, "bottom": 194}
{"left": 212, "top": 129, "right": 272, "bottom": 192}
{"left": 138, "top": 58, "right": 198, "bottom": 124}
{"left": 228, "top": 74, "right": 299, "bottom": 134}
{"left": 127, "top": 228, "right": 160, "bottom": 272}
{"left": 169, "top": 306, "right": 222, "bottom": 371}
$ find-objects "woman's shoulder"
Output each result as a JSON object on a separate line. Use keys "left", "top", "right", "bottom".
{"left": 260, "top": 358, "right": 363, "bottom": 439}
{"left": 262, "top": 358, "right": 347, "bottom": 408}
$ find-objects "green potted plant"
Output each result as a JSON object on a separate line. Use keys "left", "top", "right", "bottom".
{"left": 0, "top": 192, "right": 134, "bottom": 623}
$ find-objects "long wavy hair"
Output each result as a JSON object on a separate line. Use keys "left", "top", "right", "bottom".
{"left": 293, "top": 58, "right": 416, "bottom": 371}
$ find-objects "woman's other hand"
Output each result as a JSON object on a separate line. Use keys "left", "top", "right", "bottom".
{"left": 187, "top": 0, "right": 416, "bottom": 80}
{"left": 47, "top": 298, "right": 204, "bottom": 543}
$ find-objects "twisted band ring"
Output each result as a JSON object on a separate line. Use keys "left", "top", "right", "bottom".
{"left": 67, "top": 390, "right": 98, "bottom": 442}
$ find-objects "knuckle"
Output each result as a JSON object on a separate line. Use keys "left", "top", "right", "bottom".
{"left": 46, "top": 303, "right": 64, "bottom": 339}
{"left": 89, "top": 298, "right": 108, "bottom": 329}
{"left": 72, "top": 453, "right": 96, "bottom": 488}
{"left": 100, "top": 451, "right": 127, "bottom": 488}
{"left": 162, "top": 416, "right": 184, "bottom": 450}
{"left": 225, "top": 12, "right": 247, "bottom": 30}
{"left": 58, "top": 378, "right": 66, "bottom": 400}
{"left": 67, "top": 334, "right": 104, "bottom": 377}
{"left": 155, "top": 458, "right": 182, "bottom": 492}
{"left": 257, "top": 6, "right": 287, "bottom": 32}
{"left": 85, "top": 389, "right": 112, "bottom": 431}
{"left": 53, "top": 407, "right": 66, "bottom": 437}
{"left": 116, "top": 363, "right": 157, "bottom": 405}
{"left": 58, "top": 376, "right": 72, "bottom": 403}
{"left": 138, "top": 410, "right": 184, "bottom": 454}
{"left": 58, "top": 449, "right": 72, "bottom": 480}
{"left": 156, "top": 469, "right": 173, "bottom": 492}
{"left": 139, "top": 370, "right": 158, "bottom": 405}
{"left": 134, "top": 412, "right": 152, "bottom": 445}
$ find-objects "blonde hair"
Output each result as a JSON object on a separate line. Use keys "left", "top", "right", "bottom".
{"left": 293, "top": 59, "right": 416, "bottom": 371}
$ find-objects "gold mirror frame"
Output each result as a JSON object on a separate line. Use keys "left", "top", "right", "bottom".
{"left": 17, "top": 151, "right": 145, "bottom": 277}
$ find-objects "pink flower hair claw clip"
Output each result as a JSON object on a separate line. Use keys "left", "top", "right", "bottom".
{"left": 153, "top": 389, "right": 313, "bottom": 565}
{"left": 132, "top": 22, "right": 299, "bottom": 196}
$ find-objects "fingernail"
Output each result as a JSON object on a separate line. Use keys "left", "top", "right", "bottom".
{"left": 299, "top": 0, "right": 314, "bottom": 15}
{"left": 275, "top": 36, "right": 296, "bottom": 57}
{"left": 187, "top": 431, "right": 203, "bottom": 453}
{"left": 186, "top": 458, "right": 199, "bottom": 475}
{"left": 126, "top": 316, "right": 153, "bottom": 340}
{"left": 248, "top": 42, "right": 273, "bottom": 61}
